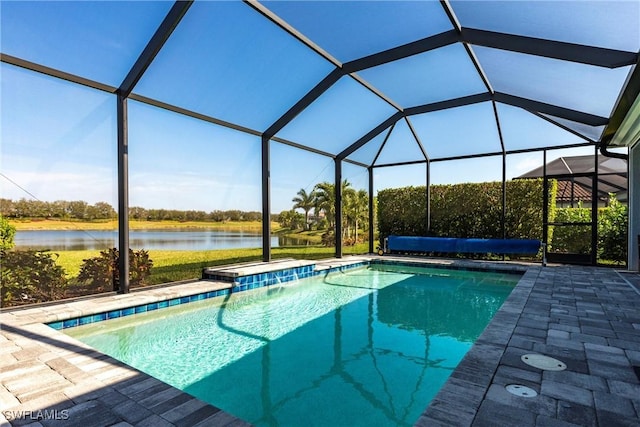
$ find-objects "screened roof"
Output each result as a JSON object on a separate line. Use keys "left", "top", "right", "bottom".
{"left": 516, "top": 154, "right": 628, "bottom": 202}
{"left": 2, "top": 0, "right": 639, "bottom": 167}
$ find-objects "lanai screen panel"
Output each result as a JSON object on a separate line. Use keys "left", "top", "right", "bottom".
{"left": 132, "top": 1, "right": 334, "bottom": 131}
{"left": 275, "top": 77, "right": 398, "bottom": 154}
{"left": 1, "top": 64, "right": 117, "bottom": 202}
{"left": 128, "top": 100, "right": 263, "bottom": 213}
{"left": 374, "top": 120, "right": 426, "bottom": 165}
{"left": 475, "top": 47, "right": 632, "bottom": 119}
{"left": 346, "top": 128, "right": 388, "bottom": 166}
{"left": 431, "top": 156, "right": 503, "bottom": 185}
{"left": 409, "top": 102, "right": 502, "bottom": 159}
{"left": 496, "top": 104, "right": 590, "bottom": 152}
{"left": 452, "top": 0, "right": 640, "bottom": 52}
{"left": 374, "top": 164, "right": 428, "bottom": 194}
{"left": 356, "top": 44, "right": 488, "bottom": 108}
{"left": 0, "top": 1, "right": 172, "bottom": 86}
{"left": 261, "top": 0, "right": 453, "bottom": 62}
{"left": 538, "top": 115, "right": 606, "bottom": 143}
{"left": 271, "top": 141, "right": 335, "bottom": 213}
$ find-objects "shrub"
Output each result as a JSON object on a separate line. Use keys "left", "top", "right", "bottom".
{"left": 0, "top": 216, "right": 16, "bottom": 253}
{"left": 277, "top": 210, "right": 305, "bottom": 230}
{"left": 1, "top": 250, "right": 68, "bottom": 306}
{"left": 549, "top": 195, "right": 628, "bottom": 263}
{"left": 598, "top": 196, "right": 627, "bottom": 262}
{"left": 551, "top": 206, "right": 592, "bottom": 254}
{"left": 76, "top": 248, "right": 153, "bottom": 292}
{"left": 76, "top": 248, "right": 119, "bottom": 292}
{"left": 129, "top": 249, "right": 153, "bottom": 287}
{"left": 321, "top": 230, "right": 335, "bottom": 247}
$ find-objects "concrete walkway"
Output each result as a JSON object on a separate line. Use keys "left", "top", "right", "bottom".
{"left": 1, "top": 258, "right": 639, "bottom": 426}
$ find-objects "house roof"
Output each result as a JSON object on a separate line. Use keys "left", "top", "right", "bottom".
{"left": 555, "top": 181, "right": 595, "bottom": 203}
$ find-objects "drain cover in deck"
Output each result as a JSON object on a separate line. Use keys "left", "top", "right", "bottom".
{"left": 506, "top": 384, "right": 538, "bottom": 397}
{"left": 521, "top": 354, "right": 566, "bottom": 371}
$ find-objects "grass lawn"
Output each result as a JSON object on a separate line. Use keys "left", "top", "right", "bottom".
{"left": 57, "top": 243, "right": 370, "bottom": 285}
{"left": 10, "top": 219, "right": 371, "bottom": 292}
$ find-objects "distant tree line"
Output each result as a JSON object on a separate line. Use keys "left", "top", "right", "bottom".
{"left": 1, "top": 198, "right": 117, "bottom": 221}
{"left": 128, "top": 207, "right": 262, "bottom": 222}
{"left": 0, "top": 198, "right": 262, "bottom": 222}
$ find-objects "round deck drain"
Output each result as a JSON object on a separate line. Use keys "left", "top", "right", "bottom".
{"left": 506, "top": 384, "right": 538, "bottom": 398}
{"left": 521, "top": 354, "right": 567, "bottom": 371}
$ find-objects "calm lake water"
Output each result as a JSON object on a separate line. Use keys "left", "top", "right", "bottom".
{"left": 14, "top": 230, "right": 310, "bottom": 251}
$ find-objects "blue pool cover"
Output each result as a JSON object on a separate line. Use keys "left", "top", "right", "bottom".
{"left": 387, "top": 235, "right": 540, "bottom": 254}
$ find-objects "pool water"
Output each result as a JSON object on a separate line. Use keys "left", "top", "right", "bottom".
{"left": 65, "top": 264, "right": 519, "bottom": 426}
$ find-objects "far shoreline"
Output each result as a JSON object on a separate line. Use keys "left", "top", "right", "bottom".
{"left": 9, "top": 219, "right": 278, "bottom": 232}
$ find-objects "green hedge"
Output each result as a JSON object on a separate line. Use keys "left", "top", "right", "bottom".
{"left": 378, "top": 179, "right": 557, "bottom": 242}
{"left": 598, "top": 197, "right": 627, "bottom": 262}
{"left": 377, "top": 186, "right": 429, "bottom": 237}
{"left": 551, "top": 207, "right": 592, "bottom": 254}
{"left": 552, "top": 197, "right": 627, "bottom": 263}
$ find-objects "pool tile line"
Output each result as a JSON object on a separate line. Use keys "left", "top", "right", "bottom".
{"left": 47, "top": 288, "right": 233, "bottom": 330}
{"left": 47, "top": 261, "right": 370, "bottom": 330}
{"left": 370, "top": 257, "right": 530, "bottom": 275}
{"left": 46, "top": 258, "right": 521, "bottom": 331}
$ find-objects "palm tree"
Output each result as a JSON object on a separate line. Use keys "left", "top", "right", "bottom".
{"left": 313, "top": 182, "right": 336, "bottom": 228}
{"left": 314, "top": 180, "right": 354, "bottom": 237}
{"left": 292, "top": 188, "right": 315, "bottom": 230}
{"left": 351, "top": 189, "right": 369, "bottom": 242}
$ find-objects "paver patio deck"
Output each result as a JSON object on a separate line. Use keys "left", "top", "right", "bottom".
{"left": 1, "top": 257, "right": 639, "bottom": 426}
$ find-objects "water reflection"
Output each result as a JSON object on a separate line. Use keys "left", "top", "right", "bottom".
{"left": 13, "top": 230, "right": 310, "bottom": 251}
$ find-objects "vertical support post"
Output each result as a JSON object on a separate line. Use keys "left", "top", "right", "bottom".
{"left": 426, "top": 160, "right": 431, "bottom": 233}
{"left": 262, "top": 136, "right": 271, "bottom": 262}
{"left": 502, "top": 152, "right": 507, "bottom": 240}
{"left": 542, "top": 150, "right": 549, "bottom": 251}
{"left": 591, "top": 145, "right": 598, "bottom": 266}
{"left": 368, "top": 167, "right": 375, "bottom": 254}
{"left": 492, "top": 100, "right": 507, "bottom": 242}
{"left": 335, "top": 159, "right": 343, "bottom": 258}
{"left": 629, "top": 143, "right": 640, "bottom": 271}
{"left": 117, "top": 94, "right": 130, "bottom": 294}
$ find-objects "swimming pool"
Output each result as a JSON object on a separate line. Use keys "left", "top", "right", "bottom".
{"left": 65, "top": 263, "right": 519, "bottom": 426}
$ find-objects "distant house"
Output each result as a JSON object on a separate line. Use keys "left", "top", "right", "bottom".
{"left": 516, "top": 155, "right": 627, "bottom": 208}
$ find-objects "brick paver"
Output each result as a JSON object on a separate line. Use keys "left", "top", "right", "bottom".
{"left": 418, "top": 266, "right": 640, "bottom": 426}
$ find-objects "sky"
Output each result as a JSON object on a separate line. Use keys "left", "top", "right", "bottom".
{"left": 0, "top": 1, "right": 637, "bottom": 214}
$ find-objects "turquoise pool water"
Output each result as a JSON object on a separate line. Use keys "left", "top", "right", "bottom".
{"left": 65, "top": 264, "right": 519, "bottom": 426}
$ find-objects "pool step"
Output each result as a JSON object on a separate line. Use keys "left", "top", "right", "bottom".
{"left": 202, "top": 259, "right": 316, "bottom": 282}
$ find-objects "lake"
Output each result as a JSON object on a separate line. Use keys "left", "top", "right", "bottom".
{"left": 13, "top": 230, "right": 311, "bottom": 251}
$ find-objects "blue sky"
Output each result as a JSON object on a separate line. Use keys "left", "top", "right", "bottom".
{"left": 0, "top": 1, "right": 636, "bottom": 214}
